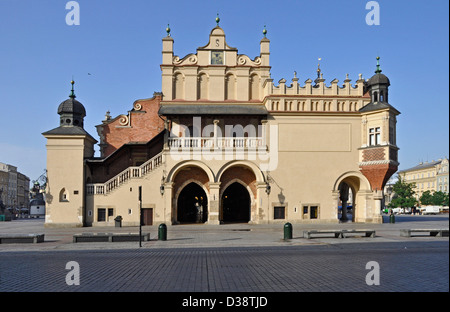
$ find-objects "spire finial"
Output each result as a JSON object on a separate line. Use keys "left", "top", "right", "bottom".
{"left": 263, "top": 25, "right": 267, "bottom": 38}
{"left": 317, "top": 57, "right": 322, "bottom": 79}
{"left": 216, "top": 13, "right": 220, "bottom": 26}
{"left": 166, "top": 23, "right": 171, "bottom": 37}
{"left": 375, "top": 56, "right": 382, "bottom": 74}
{"left": 69, "top": 79, "right": 76, "bottom": 99}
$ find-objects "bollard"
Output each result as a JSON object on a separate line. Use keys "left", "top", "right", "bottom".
{"left": 158, "top": 223, "right": 167, "bottom": 241}
{"left": 284, "top": 222, "right": 293, "bottom": 240}
{"left": 389, "top": 214, "right": 395, "bottom": 224}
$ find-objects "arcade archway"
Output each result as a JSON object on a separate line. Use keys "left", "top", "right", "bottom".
{"left": 333, "top": 171, "right": 372, "bottom": 223}
{"left": 221, "top": 182, "right": 251, "bottom": 223}
{"left": 177, "top": 182, "right": 208, "bottom": 223}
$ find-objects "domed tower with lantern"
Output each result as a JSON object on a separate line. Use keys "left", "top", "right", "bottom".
{"left": 42, "top": 81, "right": 97, "bottom": 227}
{"left": 358, "top": 57, "right": 400, "bottom": 222}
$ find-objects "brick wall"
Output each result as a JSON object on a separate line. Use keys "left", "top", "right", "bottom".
{"left": 362, "top": 147, "right": 385, "bottom": 162}
{"left": 360, "top": 163, "right": 397, "bottom": 191}
{"left": 172, "top": 166, "right": 211, "bottom": 199}
{"left": 97, "top": 94, "right": 165, "bottom": 158}
{"left": 219, "top": 166, "right": 257, "bottom": 198}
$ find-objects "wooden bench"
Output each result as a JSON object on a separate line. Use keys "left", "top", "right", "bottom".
{"left": 0, "top": 234, "right": 45, "bottom": 244}
{"left": 303, "top": 229, "right": 376, "bottom": 239}
{"left": 400, "top": 229, "right": 449, "bottom": 237}
{"left": 73, "top": 232, "right": 150, "bottom": 243}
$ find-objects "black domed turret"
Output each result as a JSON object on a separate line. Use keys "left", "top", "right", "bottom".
{"left": 58, "top": 98, "right": 86, "bottom": 117}
{"left": 360, "top": 57, "right": 397, "bottom": 113}
{"left": 57, "top": 80, "right": 86, "bottom": 127}
{"left": 367, "top": 72, "right": 390, "bottom": 87}
{"left": 367, "top": 57, "right": 389, "bottom": 103}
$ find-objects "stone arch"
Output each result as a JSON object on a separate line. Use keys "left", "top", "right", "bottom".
{"left": 216, "top": 160, "right": 265, "bottom": 184}
{"left": 333, "top": 171, "right": 372, "bottom": 222}
{"left": 169, "top": 162, "right": 213, "bottom": 224}
{"left": 217, "top": 162, "right": 263, "bottom": 223}
{"left": 333, "top": 171, "right": 372, "bottom": 192}
{"left": 166, "top": 160, "right": 215, "bottom": 184}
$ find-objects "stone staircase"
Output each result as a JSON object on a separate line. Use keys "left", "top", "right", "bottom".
{"left": 86, "top": 152, "right": 164, "bottom": 195}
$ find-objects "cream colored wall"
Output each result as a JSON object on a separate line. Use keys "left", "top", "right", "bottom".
{"left": 86, "top": 167, "right": 165, "bottom": 226}
{"left": 85, "top": 111, "right": 380, "bottom": 225}
{"left": 399, "top": 166, "right": 438, "bottom": 197}
{"left": 44, "top": 135, "right": 95, "bottom": 227}
{"left": 161, "top": 27, "right": 270, "bottom": 102}
{"left": 266, "top": 114, "right": 368, "bottom": 223}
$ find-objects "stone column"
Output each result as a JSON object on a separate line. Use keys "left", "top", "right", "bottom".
{"left": 332, "top": 190, "right": 340, "bottom": 220}
{"left": 163, "top": 182, "right": 173, "bottom": 224}
{"left": 372, "top": 189, "right": 383, "bottom": 223}
{"left": 213, "top": 119, "right": 219, "bottom": 149}
{"left": 207, "top": 182, "right": 221, "bottom": 225}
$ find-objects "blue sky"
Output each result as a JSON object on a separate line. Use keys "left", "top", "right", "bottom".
{"left": 0, "top": 0, "right": 448, "bottom": 182}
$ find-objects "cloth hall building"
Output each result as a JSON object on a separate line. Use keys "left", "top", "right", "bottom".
{"left": 43, "top": 20, "right": 400, "bottom": 227}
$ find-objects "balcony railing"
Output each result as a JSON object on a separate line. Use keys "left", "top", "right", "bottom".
{"left": 86, "top": 152, "right": 163, "bottom": 195}
{"left": 167, "top": 137, "right": 265, "bottom": 149}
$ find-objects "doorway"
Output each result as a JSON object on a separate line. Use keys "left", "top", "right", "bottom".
{"left": 142, "top": 208, "right": 153, "bottom": 225}
{"left": 221, "top": 182, "right": 251, "bottom": 223}
{"left": 177, "top": 182, "right": 208, "bottom": 223}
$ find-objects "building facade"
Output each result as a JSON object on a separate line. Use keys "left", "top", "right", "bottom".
{"left": 398, "top": 158, "right": 449, "bottom": 199}
{"left": 0, "top": 162, "right": 30, "bottom": 210}
{"left": 43, "top": 21, "right": 400, "bottom": 227}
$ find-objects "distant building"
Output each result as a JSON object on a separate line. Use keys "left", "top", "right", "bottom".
{"left": 0, "top": 162, "right": 30, "bottom": 210}
{"left": 398, "top": 158, "right": 449, "bottom": 200}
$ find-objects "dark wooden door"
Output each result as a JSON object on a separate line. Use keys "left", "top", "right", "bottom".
{"left": 142, "top": 208, "right": 153, "bottom": 225}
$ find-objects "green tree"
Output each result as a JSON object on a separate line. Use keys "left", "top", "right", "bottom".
{"left": 420, "top": 190, "right": 434, "bottom": 206}
{"left": 432, "top": 191, "right": 449, "bottom": 206}
{"left": 388, "top": 176, "right": 417, "bottom": 209}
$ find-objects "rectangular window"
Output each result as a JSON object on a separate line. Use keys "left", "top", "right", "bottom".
{"left": 303, "top": 206, "right": 309, "bottom": 214}
{"left": 375, "top": 127, "right": 381, "bottom": 145}
{"left": 98, "top": 208, "right": 106, "bottom": 222}
{"left": 310, "top": 206, "right": 319, "bottom": 219}
{"left": 369, "top": 127, "right": 381, "bottom": 146}
{"left": 303, "top": 205, "right": 320, "bottom": 219}
{"left": 369, "top": 128, "right": 375, "bottom": 146}
{"left": 274, "top": 206, "right": 285, "bottom": 219}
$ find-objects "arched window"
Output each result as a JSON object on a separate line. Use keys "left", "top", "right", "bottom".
{"left": 249, "top": 74, "right": 259, "bottom": 100}
{"left": 173, "top": 73, "right": 184, "bottom": 100}
{"left": 197, "top": 73, "right": 208, "bottom": 100}
{"left": 373, "top": 91, "right": 378, "bottom": 102}
{"left": 225, "top": 74, "right": 236, "bottom": 100}
{"left": 59, "top": 188, "right": 69, "bottom": 202}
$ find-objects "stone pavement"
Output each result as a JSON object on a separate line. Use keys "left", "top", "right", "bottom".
{"left": 0, "top": 215, "right": 448, "bottom": 297}
{"left": 0, "top": 214, "right": 448, "bottom": 251}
